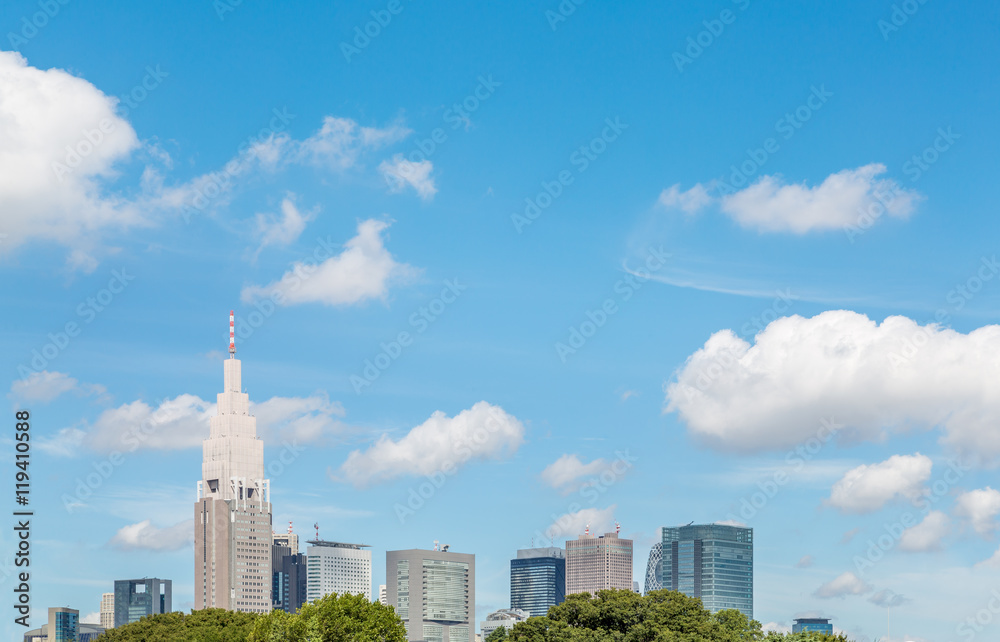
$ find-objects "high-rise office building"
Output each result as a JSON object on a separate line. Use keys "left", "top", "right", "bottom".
{"left": 792, "top": 618, "right": 833, "bottom": 634}
{"left": 480, "top": 609, "right": 529, "bottom": 638}
{"left": 113, "top": 578, "right": 172, "bottom": 628}
{"left": 565, "top": 530, "right": 632, "bottom": 596}
{"left": 306, "top": 540, "right": 372, "bottom": 602}
{"left": 273, "top": 522, "right": 299, "bottom": 554}
{"left": 510, "top": 547, "right": 565, "bottom": 617}
{"left": 49, "top": 607, "right": 78, "bottom": 642}
{"left": 644, "top": 541, "right": 663, "bottom": 594}
{"left": 100, "top": 592, "right": 114, "bottom": 629}
{"left": 272, "top": 546, "right": 308, "bottom": 613}
{"left": 661, "top": 524, "right": 753, "bottom": 618}
{"left": 194, "top": 312, "right": 272, "bottom": 613}
{"left": 386, "top": 546, "right": 475, "bottom": 642}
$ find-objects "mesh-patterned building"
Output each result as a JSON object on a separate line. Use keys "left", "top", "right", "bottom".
{"left": 661, "top": 524, "right": 753, "bottom": 618}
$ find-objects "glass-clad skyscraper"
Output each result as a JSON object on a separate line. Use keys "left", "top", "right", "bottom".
{"left": 793, "top": 618, "right": 833, "bottom": 634}
{"left": 114, "top": 578, "right": 172, "bottom": 628}
{"left": 661, "top": 524, "right": 752, "bottom": 618}
{"left": 510, "top": 547, "right": 565, "bottom": 617}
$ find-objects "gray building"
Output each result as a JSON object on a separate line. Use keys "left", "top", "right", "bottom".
{"left": 510, "top": 547, "right": 564, "bottom": 617}
{"left": 386, "top": 546, "right": 475, "bottom": 642}
{"left": 22, "top": 607, "right": 108, "bottom": 642}
{"left": 194, "top": 314, "right": 272, "bottom": 613}
{"left": 272, "top": 542, "right": 308, "bottom": 614}
{"left": 114, "top": 578, "right": 171, "bottom": 628}
{"left": 661, "top": 524, "right": 753, "bottom": 618}
{"left": 643, "top": 540, "right": 663, "bottom": 594}
{"left": 565, "top": 531, "right": 632, "bottom": 596}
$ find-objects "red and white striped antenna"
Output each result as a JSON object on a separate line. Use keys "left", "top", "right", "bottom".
{"left": 229, "top": 310, "right": 235, "bottom": 357}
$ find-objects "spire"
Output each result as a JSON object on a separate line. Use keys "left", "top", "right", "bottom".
{"left": 229, "top": 310, "right": 235, "bottom": 357}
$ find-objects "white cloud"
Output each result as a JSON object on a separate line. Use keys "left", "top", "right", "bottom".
{"left": 108, "top": 519, "right": 193, "bottom": 551}
{"left": 721, "top": 164, "right": 919, "bottom": 233}
{"left": 955, "top": 488, "right": 1000, "bottom": 537}
{"left": 658, "top": 165, "right": 920, "bottom": 234}
{"left": 47, "top": 391, "right": 344, "bottom": 455}
{"left": 828, "top": 454, "right": 932, "bottom": 514}
{"left": 868, "top": 589, "right": 910, "bottom": 607}
{"left": 899, "top": 511, "right": 950, "bottom": 552}
{"left": 241, "top": 219, "right": 419, "bottom": 307}
{"left": 81, "top": 612, "right": 101, "bottom": 625}
{"left": 814, "top": 571, "right": 873, "bottom": 599}
{"left": 665, "top": 310, "right": 1000, "bottom": 460}
{"left": 975, "top": 545, "right": 1000, "bottom": 568}
{"left": 795, "top": 555, "right": 814, "bottom": 568}
{"left": 540, "top": 454, "right": 608, "bottom": 493}
{"left": 10, "top": 370, "right": 84, "bottom": 402}
{"left": 297, "top": 116, "right": 410, "bottom": 170}
{"left": 379, "top": 154, "right": 437, "bottom": 200}
{"left": 762, "top": 622, "right": 791, "bottom": 635}
{"left": 252, "top": 195, "right": 317, "bottom": 258}
{"left": 338, "top": 401, "right": 525, "bottom": 487}
{"left": 545, "top": 505, "right": 617, "bottom": 543}
{"left": 658, "top": 183, "right": 712, "bottom": 214}
{"left": 0, "top": 51, "right": 141, "bottom": 266}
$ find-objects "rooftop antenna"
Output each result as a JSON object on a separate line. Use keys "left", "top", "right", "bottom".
{"left": 288, "top": 521, "right": 293, "bottom": 534}
{"left": 434, "top": 540, "right": 439, "bottom": 551}
{"left": 229, "top": 310, "right": 235, "bottom": 357}
{"left": 585, "top": 524, "right": 589, "bottom": 536}
{"left": 314, "top": 522, "right": 319, "bottom": 539}
{"left": 615, "top": 521, "right": 621, "bottom": 535}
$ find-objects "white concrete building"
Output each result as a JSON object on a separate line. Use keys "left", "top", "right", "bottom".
{"left": 306, "top": 540, "right": 372, "bottom": 602}
{"left": 379, "top": 584, "right": 387, "bottom": 605}
{"left": 480, "top": 609, "right": 529, "bottom": 639}
{"left": 194, "top": 312, "right": 272, "bottom": 613}
{"left": 100, "top": 592, "right": 114, "bottom": 629}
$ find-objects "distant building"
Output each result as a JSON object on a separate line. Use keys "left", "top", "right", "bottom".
{"left": 114, "top": 579, "right": 172, "bottom": 628}
{"left": 565, "top": 530, "right": 633, "bottom": 596}
{"left": 661, "top": 524, "right": 753, "bottom": 618}
{"left": 22, "top": 608, "right": 108, "bottom": 642}
{"left": 379, "top": 584, "right": 388, "bottom": 605}
{"left": 274, "top": 523, "right": 300, "bottom": 555}
{"left": 306, "top": 540, "right": 372, "bottom": 602}
{"left": 481, "top": 609, "right": 529, "bottom": 639}
{"left": 272, "top": 540, "right": 308, "bottom": 613}
{"left": 644, "top": 541, "right": 663, "bottom": 594}
{"left": 510, "top": 547, "right": 565, "bottom": 618}
{"left": 386, "top": 546, "right": 475, "bottom": 642}
{"left": 100, "top": 592, "right": 114, "bottom": 629}
{"left": 793, "top": 618, "right": 833, "bottom": 634}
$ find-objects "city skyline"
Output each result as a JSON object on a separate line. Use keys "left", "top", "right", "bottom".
{"left": 3, "top": 2, "right": 997, "bottom": 641}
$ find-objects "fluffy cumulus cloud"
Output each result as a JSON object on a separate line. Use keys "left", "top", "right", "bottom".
{"left": 899, "top": 511, "right": 950, "bottom": 552}
{"left": 545, "top": 505, "right": 617, "bottom": 542}
{"left": 379, "top": 154, "right": 437, "bottom": 200}
{"left": 541, "top": 454, "right": 609, "bottom": 493}
{"left": 337, "top": 402, "right": 525, "bottom": 487}
{"left": 814, "top": 571, "right": 873, "bottom": 599}
{"left": 109, "top": 519, "right": 193, "bottom": 551}
{"left": 252, "top": 194, "right": 317, "bottom": 259}
{"left": 43, "top": 391, "right": 345, "bottom": 455}
{"left": 658, "top": 164, "right": 920, "bottom": 234}
{"left": 0, "top": 51, "right": 141, "bottom": 266}
{"left": 241, "top": 219, "right": 419, "bottom": 307}
{"left": 665, "top": 311, "right": 1000, "bottom": 460}
{"left": 8, "top": 370, "right": 104, "bottom": 403}
{"left": 954, "top": 488, "right": 1000, "bottom": 537}
{"left": 827, "top": 454, "right": 932, "bottom": 514}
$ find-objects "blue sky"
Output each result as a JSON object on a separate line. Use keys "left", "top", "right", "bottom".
{"left": 2, "top": 1, "right": 1000, "bottom": 640}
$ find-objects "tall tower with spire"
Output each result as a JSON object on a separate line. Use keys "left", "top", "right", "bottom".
{"left": 194, "top": 311, "right": 272, "bottom": 613}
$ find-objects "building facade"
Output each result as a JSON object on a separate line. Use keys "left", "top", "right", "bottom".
{"left": 510, "top": 547, "right": 565, "bottom": 617}
{"left": 792, "top": 618, "right": 833, "bottom": 634}
{"left": 565, "top": 531, "right": 633, "bottom": 596}
{"left": 273, "top": 523, "right": 299, "bottom": 554}
{"left": 644, "top": 541, "right": 663, "bottom": 594}
{"left": 379, "top": 584, "right": 388, "bottom": 605}
{"left": 272, "top": 538, "right": 309, "bottom": 614}
{"left": 194, "top": 313, "right": 272, "bottom": 613}
{"left": 49, "top": 607, "right": 78, "bottom": 642}
{"left": 386, "top": 547, "right": 475, "bottom": 642}
{"left": 113, "top": 579, "right": 171, "bottom": 628}
{"left": 661, "top": 524, "right": 753, "bottom": 618}
{"left": 306, "top": 540, "right": 372, "bottom": 602}
{"left": 100, "top": 592, "right": 114, "bottom": 629}
{"left": 480, "top": 609, "right": 529, "bottom": 639}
